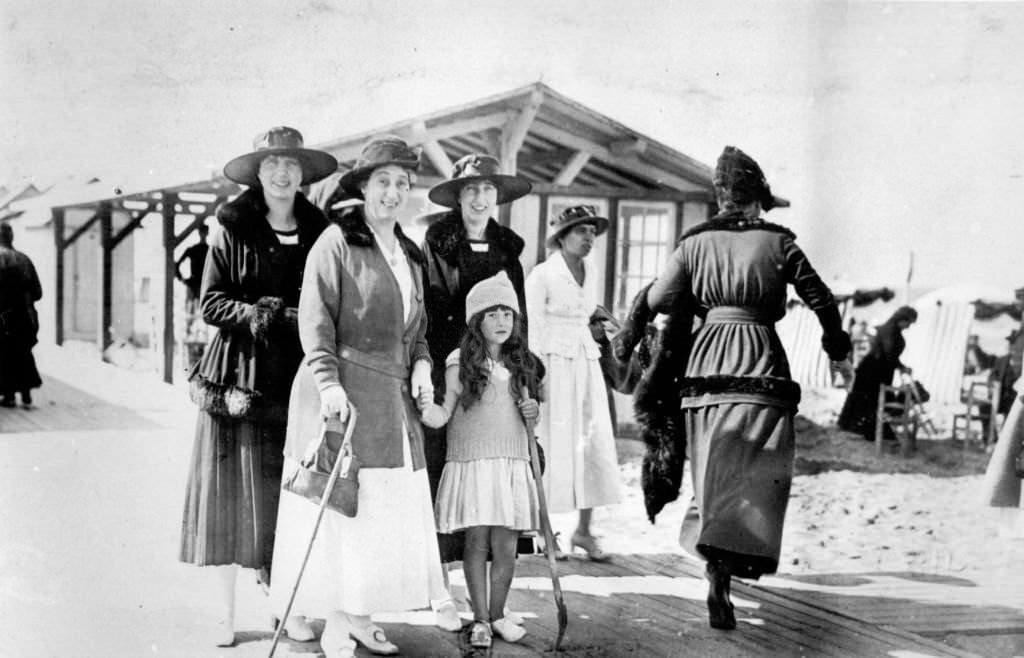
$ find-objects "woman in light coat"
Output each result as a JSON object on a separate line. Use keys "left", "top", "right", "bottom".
{"left": 525, "top": 205, "right": 622, "bottom": 561}
{"left": 269, "top": 136, "right": 445, "bottom": 657}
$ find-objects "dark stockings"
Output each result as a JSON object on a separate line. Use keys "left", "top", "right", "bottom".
{"left": 706, "top": 559, "right": 736, "bottom": 630}
{"left": 464, "top": 526, "right": 519, "bottom": 622}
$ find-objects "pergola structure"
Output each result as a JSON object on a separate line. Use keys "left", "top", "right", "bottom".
{"left": 30, "top": 82, "right": 717, "bottom": 385}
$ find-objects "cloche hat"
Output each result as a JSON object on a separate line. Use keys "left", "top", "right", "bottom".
{"left": 428, "top": 154, "right": 532, "bottom": 209}
{"left": 337, "top": 135, "right": 421, "bottom": 199}
{"left": 545, "top": 204, "right": 609, "bottom": 248}
{"left": 465, "top": 271, "right": 519, "bottom": 322}
{"left": 713, "top": 146, "right": 789, "bottom": 212}
{"left": 223, "top": 126, "right": 338, "bottom": 187}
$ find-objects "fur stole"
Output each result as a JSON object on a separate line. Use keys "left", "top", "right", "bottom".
{"left": 424, "top": 211, "right": 524, "bottom": 264}
{"left": 216, "top": 187, "right": 327, "bottom": 244}
{"left": 679, "top": 210, "right": 795, "bottom": 243}
{"left": 329, "top": 205, "right": 424, "bottom": 266}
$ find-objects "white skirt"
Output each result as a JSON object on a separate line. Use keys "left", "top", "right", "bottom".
{"left": 435, "top": 457, "right": 539, "bottom": 533}
{"left": 535, "top": 345, "right": 622, "bottom": 513}
{"left": 268, "top": 430, "right": 445, "bottom": 617}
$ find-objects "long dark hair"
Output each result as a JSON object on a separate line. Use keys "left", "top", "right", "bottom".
{"left": 458, "top": 304, "right": 542, "bottom": 410}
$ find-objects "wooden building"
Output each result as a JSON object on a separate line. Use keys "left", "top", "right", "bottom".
{"left": 10, "top": 83, "right": 715, "bottom": 397}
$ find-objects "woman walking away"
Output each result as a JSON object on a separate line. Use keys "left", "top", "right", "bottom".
{"left": 526, "top": 205, "right": 623, "bottom": 561}
{"left": 269, "top": 135, "right": 445, "bottom": 657}
{"left": 646, "top": 146, "right": 851, "bottom": 630}
{"left": 838, "top": 306, "right": 918, "bottom": 439}
{"left": 179, "top": 127, "right": 335, "bottom": 646}
{"left": 421, "top": 271, "right": 542, "bottom": 649}
{"left": 421, "top": 153, "right": 532, "bottom": 628}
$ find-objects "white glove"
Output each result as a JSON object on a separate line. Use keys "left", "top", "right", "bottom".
{"left": 320, "top": 384, "right": 350, "bottom": 422}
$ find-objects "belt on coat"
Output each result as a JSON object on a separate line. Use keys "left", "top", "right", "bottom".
{"left": 705, "top": 306, "right": 772, "bottom": 325}
{"left": 337, "top": 343, "right": 407, "bottom": 380}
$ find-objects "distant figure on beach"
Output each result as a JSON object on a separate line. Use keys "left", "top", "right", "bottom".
{"left": 837, "top": 306, "right": 918, "bottom": 439}
{"left": 0, "top": 221, "right": 43, "bottom": 409}
{"left": 175, "top": 222, "right": 210, "bottom": 309}
{"left": 643, "top": 146, "right": 851, "bottom": 630}
{"left": 178, "top": 127, "right": 335, "bottom": 647}
{"left": 980, "top": 374, "right": 1024, "bottom": 538}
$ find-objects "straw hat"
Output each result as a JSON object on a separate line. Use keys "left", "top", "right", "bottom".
{"left": 545, "top": 205, "right": 609, "bottom": 248}
{"left": 223, "top": 126, "right": 338, "bottom": 186}
{"left": 428, "top": 154, "right": 532, "bottom": 208}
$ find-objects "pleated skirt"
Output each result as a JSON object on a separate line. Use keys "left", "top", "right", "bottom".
{"left": 179, "top": 410, "right": 285, "bottom": 570}
{"left": 268, "top": 430, "right": 446, "bottom": 617}
{"left": 435, "top": 457, "right": 539, "bottom": 533}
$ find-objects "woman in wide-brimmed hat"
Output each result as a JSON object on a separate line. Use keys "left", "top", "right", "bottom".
{"left": 641, "top": 145, "right": 850, "bottom": 630}
{"left": 525, "top": 204, "right": 622, "bottom": 562}
{"left": 179, "top": 126, "right": 336, "bottom": 646}
{"left": 269, "top": 135, "right": 446, "bottom": 657}
{"left": 420, "top": 153, "right": 534, "bottom": 630}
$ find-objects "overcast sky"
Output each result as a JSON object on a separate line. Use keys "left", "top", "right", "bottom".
{"left": 2, "top": 1, "right": 1023, "bottom": 293}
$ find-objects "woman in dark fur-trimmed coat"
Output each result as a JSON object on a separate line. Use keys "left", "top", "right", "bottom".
{"left": 179, "top": 127, "right": 334, "bottom": 646}
{"left": 646, "top": 146, "right": 851, "bottom": 631}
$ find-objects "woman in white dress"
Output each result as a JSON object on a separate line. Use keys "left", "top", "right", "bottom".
{"left": 525, "top": 205, "right": 623, "bottom": 561}
{"left": 269, "top": 135, "right": 445, "bottom": 657}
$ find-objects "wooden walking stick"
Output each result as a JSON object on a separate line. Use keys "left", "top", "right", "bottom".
{"left": 521, "top": 385, "right": 568, "bottom": 651}
{"left": 268, "top": 402, "right": 358, "bottom": 658}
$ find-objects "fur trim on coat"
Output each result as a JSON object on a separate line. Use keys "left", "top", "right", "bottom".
{"left": 424, "top": 211, "right": 524, "bottom": 264}
{"left": 678, "top": 375, "right": 802, "bottom": 408}
{"left": 679, "top": 210, "right": 796, "bottom": 243}
{"left": 216, "top": 187, "right": 327, "bottom": 244}
{"left": 329, "top": 205, "right": 424, "bottom": 265}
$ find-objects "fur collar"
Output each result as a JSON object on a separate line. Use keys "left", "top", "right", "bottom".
{"left": 216, "top": 188, "right": 327, "bottom": 245}
{"left": 679, "top": 210, "right": 796, "bottom": 243}
{"left": 329, "top": 205, "right": 424, "bottom": 265}
{"left": 424, "top": 211, "right": 525, "bottom": 263}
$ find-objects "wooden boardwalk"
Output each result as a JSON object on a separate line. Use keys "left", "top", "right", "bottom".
{"left": 3, "top": 346, "right": 1022, "bottom": 657}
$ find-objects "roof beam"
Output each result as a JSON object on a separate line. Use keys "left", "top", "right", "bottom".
{"left": 326, "top": 112, "right": 511, "bottom": 163}
{"left": 420, "top": 139, "right": 454, "bottom": 179}
{"left": 610, "top": 137, "right": 648, "bottom": 157}
{"left": 499, "top": 89, "right": 544, "bottom": 174}
{"left": 553, "top": 150, "right": 591, "bottom": 187}
{"left": 530, "top": 121, "right": 705, "bottom": 193}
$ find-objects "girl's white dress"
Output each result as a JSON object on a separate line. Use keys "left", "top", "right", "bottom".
{"left": 268, "top": 231, "right": 445, "bottom": 617}
{"left": 434, "top": 352, "right": 540, "bottom": 533}
{"left": 525, "top": 250, "right": 622, "bottom": 513}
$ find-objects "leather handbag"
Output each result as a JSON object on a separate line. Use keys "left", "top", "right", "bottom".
{"left": 282, "top": 405, "right": 360, "bottom": 517}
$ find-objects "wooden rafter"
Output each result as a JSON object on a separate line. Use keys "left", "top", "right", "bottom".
{"left": 326, "top": 112, "right": 511, "bottom": 163}
{"left": 500, "top": 89, "right": 544, "bottom": 173}
{"left": 421, "top": 139, "right": 454, "bottom": 179}
{"left": 111, "top": 203, "right": 157, "bottom": 248}
{"left": 60, "top": 212, "right": 100, "bottom": 249}
{"left": 553, "top": 150, "right": 591, "bottom": 187}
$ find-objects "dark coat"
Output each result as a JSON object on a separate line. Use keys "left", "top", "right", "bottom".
{"left": 188, "top": 188, "right": 328, "bottom": 424}
{"left": 421, "top": 212, "right": 528, "bottom": 392}
{"left": 284, "top": 206, "right": 431, "bottom": 470}
{"left": 0, "top": 244, "right": 43, "bottom": 393}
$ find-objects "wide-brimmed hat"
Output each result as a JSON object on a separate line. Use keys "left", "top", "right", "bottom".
{"left": 545, "top": 204, "right": 609, "bottom": 248}
{"left": 713, "top": 145, "right": 789, "bottom": 212}
{"left": 428, "top": 154, "right": 532, "bottom": 208}
{"left": 223, "top": 126, "right": 338, "bottom": 187}
{"left": 337, "top": 135, "right": 421, "bottom": 199}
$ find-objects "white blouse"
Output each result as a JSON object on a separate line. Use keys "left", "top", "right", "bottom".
{"left": 525, "top": 250, "right": 602, "bottom": 360}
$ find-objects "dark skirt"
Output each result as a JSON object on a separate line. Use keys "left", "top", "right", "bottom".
{"left": 179, "top": 410, "right": 285, "bottom": 570}
{"left": 680, "top": 402, "right": 794, "bottom": 579}
{"left": 0, "top": 343, "right": 41, "bottom": 394}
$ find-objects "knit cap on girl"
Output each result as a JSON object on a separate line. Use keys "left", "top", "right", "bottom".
{"left": 465, "top": 271, "right": 519, "bottom": 321}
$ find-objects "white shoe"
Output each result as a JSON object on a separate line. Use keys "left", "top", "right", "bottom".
{"left": 321, "top": 621, "right": 356, "bottom": 658}
{"left": 492, "top": 617, "right": 527, "bottom": 643}
{"left": 434, "top": 599, "right": 462, "bottom": 632}
{"left": 503, "top": 606, "right": 525, "bottom": 626}
{"left": 213, "top": 618, "right": 235, "bottom": 647}
{"left": 283, "top": 615, "right": 316, "bottom": 642}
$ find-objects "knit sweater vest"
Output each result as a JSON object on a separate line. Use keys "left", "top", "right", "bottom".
{"left": 446, "top": 360, "right": 530, "bottom": 463}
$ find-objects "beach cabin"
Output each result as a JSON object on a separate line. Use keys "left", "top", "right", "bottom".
{"left": 9, "top": 83, "right": 717, "bottom": 431}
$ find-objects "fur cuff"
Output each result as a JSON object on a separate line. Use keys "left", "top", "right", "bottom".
{"left": 188, "top": 373, "right": 287, "bottom": 424}
{"left": 250, "top": 296, "right": 286, "bottom": 343}
{"left": 679, "top": 375, "right": 801, "bottom": 407}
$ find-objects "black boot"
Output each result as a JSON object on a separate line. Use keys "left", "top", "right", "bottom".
{"left": 705, "top": 561, "right": 736, "bottom": 630}
{"left": 20, "top": 391, "right": 32, "bottom": 408}
{"left": 0, "top": 394, "right": 15, "bottom": 408}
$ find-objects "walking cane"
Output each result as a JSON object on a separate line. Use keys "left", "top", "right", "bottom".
{"left": 521, "top": 385, "right": 568, "bottom": 651}
{"left": 267, "top": 402, "right": 358, "bottom": 658}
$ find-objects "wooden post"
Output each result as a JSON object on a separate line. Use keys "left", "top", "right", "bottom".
{"left": 162, "top": 193, "right": 178, "bottom": 384}
{"left": 98, "top": 202, "right": 113, "bottom": 354}
{"left": 52, "top": 207, "right": 65, "bottom": 345}
{"left": 536, "top": 193, "right": 549, "bottom": 265}
{"left": 604, "top": 198, "right": 619, "bottom": 310}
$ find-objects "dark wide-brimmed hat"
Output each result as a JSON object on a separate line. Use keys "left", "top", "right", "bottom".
{"left": 223, "top": 126, "right": 338, "bottom": 187}
{"left": 337, "top": 135, "right": 421, "bottom": 199}
{"left": 428, "top": 154, "right": 532, "bottom": 209}
{"left": 545, "top": 204, "right": 609, "bottom": 248}
{"left": 713, "top": 145, "right": 789, "bottom": 212}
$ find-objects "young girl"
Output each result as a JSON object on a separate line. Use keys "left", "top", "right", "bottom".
{"left": 421, "top": 271, "right": 543, "bottom": 649}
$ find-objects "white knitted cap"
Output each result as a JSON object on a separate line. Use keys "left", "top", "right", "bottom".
{"left": 465, "top": 271, "right": 519, "bottom": 321}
